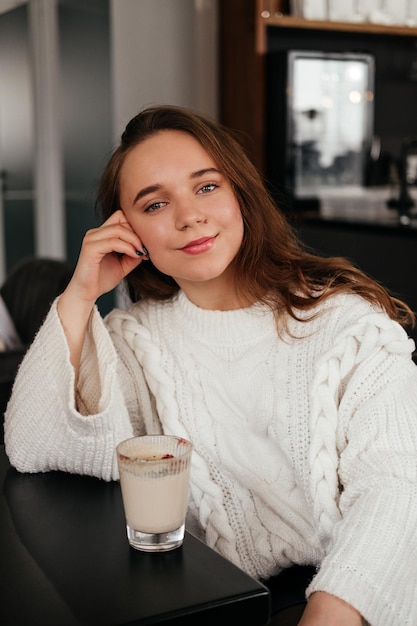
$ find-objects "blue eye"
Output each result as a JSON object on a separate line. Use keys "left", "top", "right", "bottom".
{"left": 199, "top": 183, "right": 218, "bottom": 193}
{"left": 145, "top": 201, "right": 165, "bottom": 212}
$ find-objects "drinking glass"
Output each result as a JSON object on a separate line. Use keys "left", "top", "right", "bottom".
{"left": 117, "top": 435, "right": 192, "bottom": 552}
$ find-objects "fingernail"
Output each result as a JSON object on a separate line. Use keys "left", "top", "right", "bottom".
{"left": 135, "top": 250, "right": 144, "bottom": 256}
{"left": 142, "top": 245, "right": 149, "bottom": 258}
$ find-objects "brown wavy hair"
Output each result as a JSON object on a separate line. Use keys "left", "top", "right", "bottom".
{"left": 96, "top": 104, "right": 414, "bottom": 328}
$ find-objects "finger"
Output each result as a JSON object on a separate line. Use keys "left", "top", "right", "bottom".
{"left": 102, "top": 210, "right": 145, "bottom": 255}
{"left": 119, "top": 253, "right": 143, "bottom": 277}
{"left": 85, "top": 225, "right": 143, "bottom": 259}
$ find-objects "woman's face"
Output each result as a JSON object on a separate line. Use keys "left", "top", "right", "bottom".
{"left": 119, "top": 130, "right": 244, "bottom": 307}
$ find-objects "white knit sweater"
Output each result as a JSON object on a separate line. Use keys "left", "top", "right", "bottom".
{"left": 5, "top": 290, "right": 417, "bottom": 626}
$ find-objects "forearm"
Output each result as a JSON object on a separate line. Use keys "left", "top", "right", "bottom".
{"left": 57, "top": 286, "right": 96, "bottom": 376}
{"left": 5, "top": 303, "right": 134, "bottom": 480}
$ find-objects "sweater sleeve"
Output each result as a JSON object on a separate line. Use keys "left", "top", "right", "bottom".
{"left": 307, "top": 305, "right": 417, "bottom": 626}
{"left": 4, "top": 299, "right": 134, "bottom": 481}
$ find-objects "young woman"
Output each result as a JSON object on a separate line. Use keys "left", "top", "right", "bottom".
{"left": 5, "top": 105, "right": 417, "bottom": 626}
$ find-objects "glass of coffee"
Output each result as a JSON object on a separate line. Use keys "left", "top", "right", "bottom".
{"left": 116, "top": 435, "right": 192, "bottom": 552}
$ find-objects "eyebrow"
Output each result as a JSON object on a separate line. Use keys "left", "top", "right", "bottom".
{"left": 190, "top": 167, "right": 220, "bottom": 179}
{"left": 133, "top": 184, "right": 162, "bottom": 205}
{"left": 132, "top": 167, "right": 221, "bottom": 205}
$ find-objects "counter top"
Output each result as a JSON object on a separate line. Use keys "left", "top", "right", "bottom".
{"left": 295, "top": 185, "right": 417, "bottom": 231}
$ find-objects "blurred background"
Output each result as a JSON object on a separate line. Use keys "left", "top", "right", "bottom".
{"left": 0, "top": 0, "right": 218, "bottom": 314}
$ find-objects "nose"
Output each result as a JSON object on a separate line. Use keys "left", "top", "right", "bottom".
{"left": 174, "top": 199, "right": 208, "bottom": 230}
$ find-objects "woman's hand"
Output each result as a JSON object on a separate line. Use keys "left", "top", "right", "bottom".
{"left": 66, "top": 210, "right": 145, "bottom": 305}
{"left": 298, "top": 592, "right": 364, "bottom": 625}
{"left": 57, "top": 210, "right": 145, "bottom": 372}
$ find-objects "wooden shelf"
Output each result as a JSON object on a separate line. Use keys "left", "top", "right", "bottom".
{"left": 262, "top": 14, "right": 417, "bottom": 36}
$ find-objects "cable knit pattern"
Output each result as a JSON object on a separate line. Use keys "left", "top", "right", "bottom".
{"left": 4, "top": 290, "right": 417, "bottom": 625}
{"left": 308, "top": 311, "right": 415, "bottom": 548}
{"left": 107, "top": 312, "right": 238, "bottom": 562}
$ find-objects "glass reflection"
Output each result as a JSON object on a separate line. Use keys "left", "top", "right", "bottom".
{"left": 287, "top": 51, "right": 375, "bottom": 195}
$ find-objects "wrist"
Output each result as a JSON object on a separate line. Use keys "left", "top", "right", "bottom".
{"left": 300, "top": 591, "right": 363, "bottom": 625}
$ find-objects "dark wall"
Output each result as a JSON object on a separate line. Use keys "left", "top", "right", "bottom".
{"left": 297, "top": 219, "right": 417, "bottom": 353}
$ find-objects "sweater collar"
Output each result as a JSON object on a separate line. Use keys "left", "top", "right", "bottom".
{"left": 171, "top": 290, "right": 276, "bottom": 345}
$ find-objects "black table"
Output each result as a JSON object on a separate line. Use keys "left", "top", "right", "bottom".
{"left": 0, "top": 445, "right": 270, "bottom": 625}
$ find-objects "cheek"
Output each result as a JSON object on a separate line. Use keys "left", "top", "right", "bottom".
{"left": 141, "top": 220, "right": 171, "bottom": 245}
{"left": 235, "top": 220, "right": 245, "bottom": 250}
{"left": 227, "top": 203, "right": 244, "bottom": 239}
{"left": 124, "top": 213, "right": 162, "bottom": 243}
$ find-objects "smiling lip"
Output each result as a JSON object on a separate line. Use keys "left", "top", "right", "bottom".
{"left": 180, "top": 236, "right": 216, "bottom": 255}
